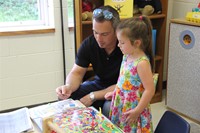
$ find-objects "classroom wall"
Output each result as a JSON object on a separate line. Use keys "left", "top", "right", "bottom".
{"left": 0, "top": 0, "right": 75, "bottom": 111}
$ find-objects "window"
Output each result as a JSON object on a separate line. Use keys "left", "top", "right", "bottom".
{"left": 0, "top": 0, "right": 54, "bottom": 31}
{"left": 67, "top": 0, "right": 74, "bottom": 27}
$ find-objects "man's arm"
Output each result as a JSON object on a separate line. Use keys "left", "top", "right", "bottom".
{"left": 56, "top": 64, "right": 88, "bottom": 100}
{"left": 65, "top": 64, "right": 87, "bottom": 92}
{"left": 79, "top": 84, "right": 116, "bottom": 107}
{"left": 93, "top": 84, "right": 116, "bottom": 100}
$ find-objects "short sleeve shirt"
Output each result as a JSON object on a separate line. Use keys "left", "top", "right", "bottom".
{"left": 76, "top": 35, "right": 123, "bottom": 85}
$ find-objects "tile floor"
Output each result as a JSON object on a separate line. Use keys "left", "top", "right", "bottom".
{"left": 151, "top": 89, "right": 200, "bottom": 133}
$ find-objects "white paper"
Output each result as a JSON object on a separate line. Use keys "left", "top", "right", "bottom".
{"left": 0, "top": 107, "right": 33, "bottom": 133}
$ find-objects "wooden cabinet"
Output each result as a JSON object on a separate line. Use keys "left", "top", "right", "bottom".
{"left": 74, "top": 0, "right": 168, "bottom": 103}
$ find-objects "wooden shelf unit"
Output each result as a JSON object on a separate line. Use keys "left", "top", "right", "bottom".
{"left": 74, "top": 0, "right": 168, "bottom": 103}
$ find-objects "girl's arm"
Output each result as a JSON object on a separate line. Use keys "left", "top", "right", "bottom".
{"left": 135, "top": 60, "right": 155, "bottom": 113}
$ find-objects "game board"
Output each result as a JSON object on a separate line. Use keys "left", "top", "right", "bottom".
{"left": 29, "top": 99, "right": 83, "bottom": 132}
{"left": 51, "top": 107, "right": 123, "bottom": 133}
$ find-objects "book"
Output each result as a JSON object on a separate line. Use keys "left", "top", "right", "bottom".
{"left": 47, "top": 107, "right": 124, "bottom": 133}
{"left": 29, "top": 99, "right": 82, "bottom": 132}
{"left": 0, "top": 107, "right": 34, "bottom": 133}
{"left": 152, "top": 29, "right": 157, "bottom": 56}
{"left": 104, "top": 0, "right": 134, "bottom": 18}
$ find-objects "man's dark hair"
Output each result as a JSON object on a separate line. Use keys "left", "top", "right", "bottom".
{"left": 93, "top": 5, "right": 120, "bottom": 30}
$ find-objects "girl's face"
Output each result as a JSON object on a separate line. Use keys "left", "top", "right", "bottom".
{"left": 117, "top": 30, "right": 135, "bottom": 55}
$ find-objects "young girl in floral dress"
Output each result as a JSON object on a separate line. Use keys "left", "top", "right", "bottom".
{"left": 105, "top": 16, "right": 155, "bottom": 133}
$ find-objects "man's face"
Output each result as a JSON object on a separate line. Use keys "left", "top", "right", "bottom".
{"left": 92, "top": 20, "right": 117, "bottom": 49}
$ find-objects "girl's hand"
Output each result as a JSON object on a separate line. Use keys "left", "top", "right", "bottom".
{"left": 104, "top": 91, "right": 114, "bottom": 100}
{"left": 124, "top": 109, "right": 140, "bottom": 125}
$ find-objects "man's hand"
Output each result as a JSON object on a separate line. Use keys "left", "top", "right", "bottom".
{"left": 56, "top": 84, "right": 72, "bottom": 100}
{"left": 79, "top": 94, "right": 93, "bottom": 107}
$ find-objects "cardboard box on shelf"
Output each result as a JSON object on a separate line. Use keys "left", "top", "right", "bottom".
{"left": 104, "top": 0, "right": 134, "bottom": 18}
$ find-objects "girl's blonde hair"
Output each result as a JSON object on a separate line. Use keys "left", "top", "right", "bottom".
{"left": 116, "top": 15, "right": 154, "bottom": 71}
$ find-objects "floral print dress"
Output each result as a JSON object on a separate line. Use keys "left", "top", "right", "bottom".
{"left": 109, "top": 55, "right": 153, "bottom": 133}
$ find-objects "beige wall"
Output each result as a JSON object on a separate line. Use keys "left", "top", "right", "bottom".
{"left": 163, "top": 0, "right": 199, "bottom": 81}
{"left": 0, "top": 0, "right": 75, "bottom": 111}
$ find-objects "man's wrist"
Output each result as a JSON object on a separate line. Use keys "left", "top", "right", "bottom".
{"left": 65, "top": 83, "right": 70, "bottom": 87}
{"left": 89, "top": 92, "right": 96, "bottom": 102}
{"left": 65, "top": 83, "right": 72, "bottom": 92}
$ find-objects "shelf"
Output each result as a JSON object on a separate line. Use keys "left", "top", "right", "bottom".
{"left": 82, "top": 21, "right": 93, "bottom": 25}
{"left": 171, "top": 18, "right": 200, "bottom": 27}
{"left": 150, "top": 92, "right": 162, "bottom": 103}
{"left": 82, "top": 14, "right": 166, "bottom": 25}
{"left": 155, "top": 55, "right": 162, "bottom": 61}
{"left": 133, "top": 13, "right": 166, "bottom": 19}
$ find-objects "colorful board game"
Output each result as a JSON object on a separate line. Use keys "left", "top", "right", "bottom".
{"left": 29, "top": 99, "right": 83, "bottom": 132}
{"left": 52, "top": 107, "right": 123, "bottom": 133}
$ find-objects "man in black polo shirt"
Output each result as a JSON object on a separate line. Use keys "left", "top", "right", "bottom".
{"left": 56, "top": 5, "right": 122, "bottom": 112}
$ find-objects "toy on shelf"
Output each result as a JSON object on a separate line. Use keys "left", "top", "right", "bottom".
{"left": 82, "top": 0, "right": 92, "bottom": 12}
{"left": 82, "top": 11, "right": 93, "bottom": 21}
{"left": 185, "top": 3, "right": 200, "bottom": 23}
{"left": 104, "top": 0, "right": 134, "bottom": 18}
{"left": 82, "top": 0, "right": 93, "bottom": 21}
{"left": 134, "top": 0, "right": 162, "bottom": 16}
{"left": 192, "top": 3, "right": 200, "bottom": 12}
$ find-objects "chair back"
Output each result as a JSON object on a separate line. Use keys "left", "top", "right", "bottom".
{"left": 154, "top": 111, "right": 190, "bottom": 133}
